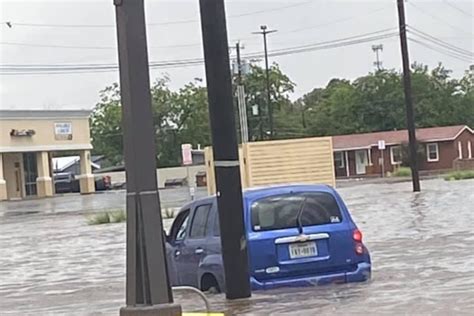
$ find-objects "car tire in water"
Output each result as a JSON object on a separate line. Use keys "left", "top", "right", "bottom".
{"left": 200, "top": 273, "right": 220, "bottom": 294}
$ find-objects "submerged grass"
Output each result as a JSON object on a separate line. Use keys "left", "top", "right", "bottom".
{"left": 392, "top": 167, "right": 412, "bottom": 177}
{"left": 87, "top": 208, "right": 178, "bottom": 225}
{"left": 444, "top": 170, "right": 474, "bottom": 181}
{"left": 87, "top": 209, "right": 126, "bottom": 225}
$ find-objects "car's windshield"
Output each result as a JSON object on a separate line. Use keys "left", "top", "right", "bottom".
{"left": 251, "top": 192, "right": 343, "bottom": 231}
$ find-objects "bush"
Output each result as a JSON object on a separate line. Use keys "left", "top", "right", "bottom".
{"left": 87, "top": 209, "right": 126, "bottom": 225}
{"left": 444, "top": 170, "right": 474, "bottom": 181}
{"left": 110, "top": 210, "right": 127, "bottom": 222}
{"left": 392, "top": 167, "right": 412, "bottom": 177}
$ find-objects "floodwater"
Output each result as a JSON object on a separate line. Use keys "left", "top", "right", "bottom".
{"left": 0, "top": 179, "right": 473, "bottom": 315}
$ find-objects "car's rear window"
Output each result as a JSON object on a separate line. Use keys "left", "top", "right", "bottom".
{"left": 251, "top": 192, "right": 343, "bottom": 231}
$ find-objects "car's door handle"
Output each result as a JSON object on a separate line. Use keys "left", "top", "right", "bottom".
{"left": 195, "top": 248, "right": 204, "bottom": 255}
{"left": 174, "top": 250, "right": 181, "bottom": 257}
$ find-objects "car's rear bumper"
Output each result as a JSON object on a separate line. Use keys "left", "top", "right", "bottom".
{"left": 250, "top": 262, "right": 371, "bottom": 290}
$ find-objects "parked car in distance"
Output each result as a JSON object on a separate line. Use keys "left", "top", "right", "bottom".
{"left": 53, "top": 172, "right": 80, "bottom": 194}
{"left": 165, "top": 184, "right": 371, "bottom": 293}
{"left": 53, "top": 172, "right": 111, "bottom": 193}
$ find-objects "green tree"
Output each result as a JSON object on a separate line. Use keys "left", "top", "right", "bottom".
{"left": 90, "top": 83, "right": 123, "bottom": 167}
{"left": 171, "top": 81, "right": 211, "bottom": 148}
{"left": 242, "top": 63, "right": 298, "bottom": 140}
{"left": 91, "top": 78, "right": 211, "bottom": 167}
{"left": 91, "top": 62, "right": 472, "bottom": 168}
{"left": 301, "top": 63, "right": 473, "bottom": 137}
{"left": 91, "top": 78, "right": 178, "bottom": 167}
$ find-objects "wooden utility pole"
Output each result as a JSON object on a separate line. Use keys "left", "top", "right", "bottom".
{"left": 397, "top": 0, "right": 421, "bottom": 192}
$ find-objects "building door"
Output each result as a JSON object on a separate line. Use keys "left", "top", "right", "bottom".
{"left": 23, "top": 153, "right": 38, "bottom": 196}
{"left": 355, "top": 150, "right": 368, "bottom": 175}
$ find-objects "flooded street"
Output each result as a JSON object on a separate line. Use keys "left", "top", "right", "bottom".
{"left": 1, "top": 179, "right": 473, "bottom": 315}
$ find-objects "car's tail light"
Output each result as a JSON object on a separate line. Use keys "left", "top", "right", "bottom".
{"left": 353, "top": 229, "right": 363, "bottom": 242}
{"left": 353, "top": 229, "right": 364, "bottom": 255}
{"left": 355, "top": 243, "right": 364, "bottom": 255}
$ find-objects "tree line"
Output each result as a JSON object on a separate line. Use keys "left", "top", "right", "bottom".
{"left": 91, "top": 63, "right": 474, "bottom": 167}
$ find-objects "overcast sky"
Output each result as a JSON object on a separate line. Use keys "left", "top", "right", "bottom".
{"left": 0, "top": 0, "right": 472, "bottom": 110}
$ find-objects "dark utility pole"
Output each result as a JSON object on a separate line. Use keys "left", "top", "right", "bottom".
{"left": 114, "top": 0, "right": 181, "bottom": 315}
{"left": 199, "top": 0, "right": 251, "bottom": 300}
{"left": 236, "top": 42, "right": 242, "bottom": 81}
{"left": 254, "top": 25, "right": 277, "bottom": 139}
{"left": 397, "top": 0, "right": 421, "bottom": 192}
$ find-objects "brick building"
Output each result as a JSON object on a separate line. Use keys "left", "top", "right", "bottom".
{"left": 332, "top": 125, "right": 473, "bottom": 178}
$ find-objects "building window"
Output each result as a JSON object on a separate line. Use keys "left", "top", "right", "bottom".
{"left": 468, "top": 141, "right": 472, "bottom": 159}
{"left": 390, "top": 146, "right": 402, "bottom": 165}
{"left": 426, "top": 143, "right": 439, "bottom": 162}
{"left": 458, "top": 141, "right": 463, "bottom": 159}
{"left": 334, "top": 152, "right": 344, "bottom": 168}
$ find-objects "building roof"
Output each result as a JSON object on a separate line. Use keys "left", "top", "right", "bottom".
{"left": 0, "top": 109, "right": 91, "bottom": 119}
{"left": 332, "top": 125, "right": 472, "bottom": 151}
{"left": 53, "top": 155, "right": 102, "bottom": 172}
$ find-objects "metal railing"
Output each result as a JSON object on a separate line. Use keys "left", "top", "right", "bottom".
{"left": 172, "top": 286, "right": 211, "bottom": 312}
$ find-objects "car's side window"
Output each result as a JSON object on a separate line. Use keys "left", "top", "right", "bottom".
{"left": 212, "top": 208, "right": 220, "bottom": 237}
{"left": 189, "top": 204, "right": 212, "bottom": 239}
{"left": 170, "top": 209, "right": 190, "bottom": 242}
{"left": 176, "top": 215, "right": 189, "bottom": 241}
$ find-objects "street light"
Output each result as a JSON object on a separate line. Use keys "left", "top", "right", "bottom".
{"left": 253, "top": 25, "right": 277, "bottom": 139}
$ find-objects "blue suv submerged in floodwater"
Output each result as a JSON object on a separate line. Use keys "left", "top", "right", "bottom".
{"left": 165, "top": 184, "right": 371, "bottom": 292}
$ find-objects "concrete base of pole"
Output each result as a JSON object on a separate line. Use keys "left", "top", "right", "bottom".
{"left": 120, "top": 304, "right": 182, "bottom": 316}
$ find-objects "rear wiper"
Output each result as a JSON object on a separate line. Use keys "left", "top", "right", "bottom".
{"left": 295, "top": 197, "right": 307, "bottom": 235}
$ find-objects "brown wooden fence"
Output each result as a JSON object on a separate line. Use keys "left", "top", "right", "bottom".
{"left": 205, "top": 137, "right": 335, "bottom": 195}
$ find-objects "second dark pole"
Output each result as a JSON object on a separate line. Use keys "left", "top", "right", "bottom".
{"left": 397, "top": 0, "right": 421, "bottom": 192}
{"left": 263, "top": 28, "right": 273, "bottom": 139}
{"left": 199, "top": 0, "right": 252, "bottom": 300}
{"left": 253, "top": 25, "right": 277, "bottom": 139}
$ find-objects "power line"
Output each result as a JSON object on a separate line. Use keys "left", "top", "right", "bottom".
{"left": 0, "top": 30, "right": 399, "bottom": 75}
{"left": 407, "top": 26, "right": 473, "bottom": 57}
{"left": 255, "top": 28, "right": 397, "bottom": 55}
{"left": 443, "top": 0, "right": 474, "bottom": 18}
{"left": 0, "top": 6, "right": 390, "bottom": 52}
{"left": 1, "top": 1, "right": 312, "bottom": 29}
{"left": 0, "top": 41, "right": 116, "bottom": 50}
{"left": 283, "top": 6, "right": 389, "bottom": 35}
{"left": 265, "top": 32, "right": 399, "bottom": 59}
{"left": 408, "top": 1, "right": 473, "bottom": 35}
{"left": 408, "top": 38, "right": 472, "bottom": 63}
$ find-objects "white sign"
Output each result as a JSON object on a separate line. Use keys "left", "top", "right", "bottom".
{"left": 378, "top": 140, "right": 386, "bottom": 150}
{"left": 181, "top": 144, "right": 193, "bottom": 165}
{"left": 251, "top": 104, "right": 259, "bottom": 116}
{"left": 54, "top": 122, "right": 73, "bottom": 140}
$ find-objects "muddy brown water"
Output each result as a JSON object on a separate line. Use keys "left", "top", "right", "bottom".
{"left": 1, "top": 179, "right": 473, "bottom": 315}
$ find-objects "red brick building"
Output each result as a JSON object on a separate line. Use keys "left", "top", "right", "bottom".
{"left": 332, "top": 125, "right": 474, "bottom": 178}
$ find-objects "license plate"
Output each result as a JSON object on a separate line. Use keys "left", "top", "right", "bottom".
{"left": 289, "top": 241, "right": 317, "bottom": 259}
